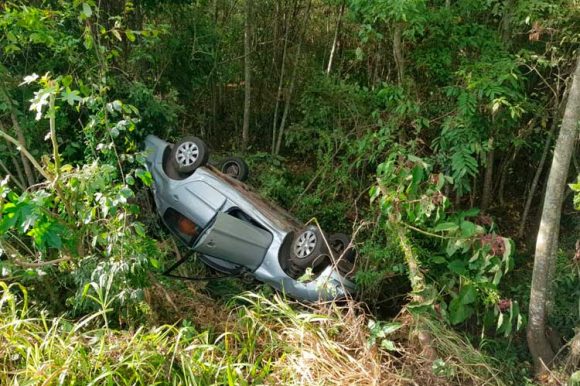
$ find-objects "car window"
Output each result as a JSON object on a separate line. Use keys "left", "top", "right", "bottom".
{"left": 163, "top": 207, "right": 202, "bottom": 245}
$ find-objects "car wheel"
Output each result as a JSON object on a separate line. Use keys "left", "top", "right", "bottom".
{"left": 329, "top": 233, "right": 357, "bottom": 277}
{"left": 220, "top": 157, "right": 249, "bottom": 181}
{"left": 170, "top": 136, "right": 209, "bottom": 175}
{"left": 329, "top": 233, "right": 356, "bottom": 263}
{"left": 290, "top": 227, "right": 329, "bottom": 270}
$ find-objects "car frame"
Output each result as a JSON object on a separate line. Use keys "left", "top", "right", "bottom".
{"left": 144, "top": 134, "right": 355, "bottom": 301}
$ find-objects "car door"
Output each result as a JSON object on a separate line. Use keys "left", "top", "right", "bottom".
{"left": 193, "top": 212, "right": 273, "bottom": 271}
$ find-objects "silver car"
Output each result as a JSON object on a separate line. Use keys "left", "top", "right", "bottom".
{"left": 144, "top": 134, "right": 356, "bottom": 301}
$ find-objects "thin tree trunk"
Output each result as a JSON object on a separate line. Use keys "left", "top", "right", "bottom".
{"left": 272, "top": 8, "right": 290, "bottom": 154}
{"left": 497, "top": 150, "right": 519, "bottom": 206}
{"left": 274, "top": 0, "right": 311, "bottom": 155}
{"left": 10, "top": 154, "right": 25, "bottom": 188}
{"left": 0, "top": 128, "right": 52, "bottom": 181}
{"left": 519, "top": 85, "right": 567, "bottom": 239}
{"left": 326, "top": 1, "right": 345, "bottom": 75}
{"left": 481, "top": 139, "right": 494, "bottom": 210}
{"left": 241, "top": 0, "right": 252, "bottom": 151}
{"left": 9, "top": 114, "right": 35, "bottom": 186}
{"left": 527, "top": 55, "right": 580, "bottom": 375}
{"left": 499, "top": 0, "right": 513, "bottom": 44}
{"left": 498, "top": 169, "right": 506, "bottom": 205}
{"left": 0, "top": 158, "right": 25, "bottom": 191}
{"left": 393, "top": 23, "right": 404, "bottom": 85}
{"left": 0, "top": 86, "right": 36, "bottom": 187}
{"left": 518, "top": 127, "right": 555, "bottom": 238}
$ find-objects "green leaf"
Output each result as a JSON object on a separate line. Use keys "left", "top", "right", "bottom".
{"left": 125, "top": 30, "right": 136, "bottom": 42}
{"left": 411, "top": 166, "right": 425, "bottom": 187}
{"left": 433, "top": 222, "right": 459, "bottom": 232}
{"left": 81, "top": 283, "right": 91, "bottom": 300}
{"left": 81, "top": 3, "right": 93, "bottom": 18}
{"left": 135, "top": 169, "right": 153, "bottom": 186}
{"left": 459, "top": 285, "right": 476, "bottom": 304}
{"left": 119, "top": 187, "right": 134, "bottom": 199}
{"left": 449, "top": 297, "right": 473, "bottom": 325}
{"left": 62, "top": 88, "right": 82, "bottom": 106}
{"left": 61, "top": 75, "right": 73, "bottom": 88}
{"left": 133, "top": 222, "right": 146, "bottom": 237}
{"left": 461, "top": 208, "right": 480, "bottom": 217}
{"left": 431, "top": 255, "right": 447, "bottom": 264}
{"left": 447, "top": 260, "right": 466, "bottom": 275}
{"left": 492, "top": 269, "right": 502, "bottom": 285}
{"left": 446, "top": 238, "right": 461, "bottom": 256}
{"left": 381, "top": 339, "right": 397, "bottom": 351}
{"left": 460, "top": 221, "right": 476, "bottom": 237}
{"left": 379, "top": 322, "right": 402, "bottom": 335}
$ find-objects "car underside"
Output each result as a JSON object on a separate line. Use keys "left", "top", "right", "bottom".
{"left": 144, "top": 134, "right": 356, "bottom": 301}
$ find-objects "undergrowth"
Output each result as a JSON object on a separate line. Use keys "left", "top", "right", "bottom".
{"left": 0, "top": 280, "right": 523, "bottom": 385}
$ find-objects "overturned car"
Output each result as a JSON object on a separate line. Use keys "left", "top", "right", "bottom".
{"left": 144, "top": 134, "right": 356, "bottom": 301}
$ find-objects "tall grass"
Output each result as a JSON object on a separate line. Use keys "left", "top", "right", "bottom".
{"left": 0, "top": 281, "right": 258, "bottom": 385}
{"left": 0, "top": 281, "right": 515, "bottom": 385}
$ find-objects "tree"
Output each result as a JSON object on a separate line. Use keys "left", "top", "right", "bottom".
{"left": 527, "top": 55, "right": 580, "bottom": 375}
{"left": 241, "top": 0, "right": 252, "bottom": 151}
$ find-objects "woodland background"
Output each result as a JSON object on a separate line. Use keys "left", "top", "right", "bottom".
{"left": 0, "top": 0, "right": 578, "bottom": 384}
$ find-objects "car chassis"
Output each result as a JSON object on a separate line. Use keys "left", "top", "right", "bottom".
{"left": 144, "top": 134, "right": 355, "bottom": 301}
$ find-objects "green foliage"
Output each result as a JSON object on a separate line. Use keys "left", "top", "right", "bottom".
{"left": 570, "top": 175, "right": 580, "bottom": 210}
{"left": 0, "top": 282, "right": 267, "bottom": 385}
{"left": 0, "top": 64, "right": 157, "bottom": 323}
{"left": 547, "top": 251, "right": 580, "bottom": 339}
{"left": 0, "top": 0, "right": 578, "bottom": 382}
{"left": 367, "top": 319, "right": 402, "bottom": 351}
{"left": 372, "top": 152, "right": 521, "bottom": 333}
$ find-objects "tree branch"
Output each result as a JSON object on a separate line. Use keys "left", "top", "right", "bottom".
{"left": 0, "top": 128, "right": 52, "bottom": 181}
{"left": 12, "top": 256, "right": 71, "bottom": 268}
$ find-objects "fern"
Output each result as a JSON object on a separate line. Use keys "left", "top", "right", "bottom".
{"left": 451, "top": 146, "right": 478, "bottom": 178}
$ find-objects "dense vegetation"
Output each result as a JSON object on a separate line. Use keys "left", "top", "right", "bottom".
{"left": 0, "top": 0, "right": 578, "bottom": 384}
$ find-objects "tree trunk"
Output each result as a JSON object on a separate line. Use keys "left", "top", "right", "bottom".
{"left": 271, "top": 8, "right": 290, "bottom": 154}
{"left": 481, "top": 139, "right": 494, "bottom": 210}
{"left": 496, "top": 150, "right": 518, "bottom": 206}
{"left": 0, "top": 86, "right": 36, "bottom": 187}
{"left": 10, "top": 114, "right": 35, "bottom": 186}
{"left": 10, "top": 154, "right": 25, "bottom": 188}
{"left": 0, "top": 158, "right": 24, "bottom": 191}
{"left": 274, "top": 0, "right": 311, "bottom": 155}
{"left": 241, "top": 0, "right": 252, "bottom": 151}
{"left": 393, "top": 23, "right": 404, "bottom": 85}
{"left": 519, "top": 89, "right": 566, "bottom": 239}
{"left": 326, "top": 1, "right": 345, "bottom": 75}
{"left": 527, "top": 55, "right": 580, "bottom": 375}
{"left": 499, "top": 0, "right": 514, "bottom": 44}
{"left": 518, "top": 127, "right": 554, "bottom": 238}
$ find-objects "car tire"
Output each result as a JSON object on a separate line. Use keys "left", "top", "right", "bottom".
{"left": 329, "top": 233, "right": 356, "bottom": 263}
{"left": 220, "top": 157, "right": 249, "bottom": 181}
{"left": 290, "top": 227, "right": 329, "bottom": 270}
{"left": 169, "top": 136, "right": 209, "bottom": 175}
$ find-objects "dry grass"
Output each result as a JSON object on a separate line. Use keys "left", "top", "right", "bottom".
{"left": 0, "top": 278, "right": 513, "bottom": 385}
{"left": 144, "top": 277, "right": 230, "bottom": 332}
{"left": 222, "top": 293, "right": 508, "bottom": 386}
